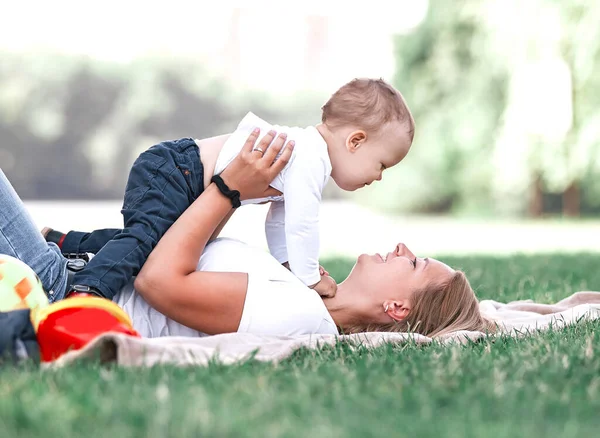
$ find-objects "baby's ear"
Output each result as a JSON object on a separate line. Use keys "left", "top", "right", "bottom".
{"left": 346, "top": 130, "right": 367, "bottom": 152}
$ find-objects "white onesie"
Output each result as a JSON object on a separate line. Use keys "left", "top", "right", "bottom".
{"left": 213, "top": 112, "right": 332, "bottom": 287}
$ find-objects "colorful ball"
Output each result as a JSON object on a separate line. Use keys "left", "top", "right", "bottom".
{"left": 0, "top": 254, "right": 49, "bottom": 313}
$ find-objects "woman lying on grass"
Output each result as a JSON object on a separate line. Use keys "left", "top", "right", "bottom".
{"left": 0, "top": 130, "right": 495, "bottom": 338}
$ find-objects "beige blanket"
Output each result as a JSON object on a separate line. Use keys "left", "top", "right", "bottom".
{"left": 45, "top": 292, "right": 600, "bottom": 368}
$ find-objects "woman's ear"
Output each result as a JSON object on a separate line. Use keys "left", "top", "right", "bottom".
{"left": 383, "top": 300, "right": 410, "bottom": 322}
{"left": 345, "top": 130, "right": 367, "bottom": 153}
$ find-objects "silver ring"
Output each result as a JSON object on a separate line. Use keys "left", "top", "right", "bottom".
{"left": 253, "top": 147, "right": 265, "bottom": 155}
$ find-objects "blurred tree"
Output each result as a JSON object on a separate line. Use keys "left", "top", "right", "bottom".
{"left": 2, "top": 5, "right": 598, "bottom": 216}
{"left": 0, "top": 55, "right": 123, "bottom": 199}
{"left": 367, "top": 0, "right": 510, "bottom": 215}
{"left": 370, "top": 0, "right": 600, "bottom": 217}
{"left": 556, "top": 0, "right": 600, "bottom": 216}
{"left": 490, "top": 0, "right": 600, "bottom": 217}
{"left": 0, "top": 54, "right": 293, "bottom": 199}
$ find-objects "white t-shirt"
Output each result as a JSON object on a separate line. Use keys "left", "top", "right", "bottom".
{"left": 113, "top": 238, "right": 339, "bottom": 338}
{"left": 213, "top": 112, "right": 332, "bottom": 287}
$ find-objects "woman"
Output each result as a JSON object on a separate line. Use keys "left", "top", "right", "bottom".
{"left": 0, "top": 130, "right": 493, "bottom": 338}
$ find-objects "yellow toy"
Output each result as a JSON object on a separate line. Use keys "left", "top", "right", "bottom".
{"left": 0, "top": 254, "right": 140, "bottom": 362}
{"left": 0, "top": 254, "right": 49, "bottom": 314}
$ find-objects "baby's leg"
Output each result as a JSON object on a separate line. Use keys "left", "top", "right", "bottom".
{"left": 0, "top": 169, "right": 69, "bottom": 300}
{"left": 61, "top": 229, "right": 122, "bottom": 254}
{"left": 69, "top": 139, "right": 203, "bottom": 300}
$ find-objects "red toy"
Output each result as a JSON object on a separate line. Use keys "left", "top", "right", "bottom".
{"left": 33, "top": 293, "right": 140, "bottom": 362}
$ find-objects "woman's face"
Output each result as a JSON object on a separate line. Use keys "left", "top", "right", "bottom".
{"left": 348, "top": 243, "right": 455, "bottom": 305}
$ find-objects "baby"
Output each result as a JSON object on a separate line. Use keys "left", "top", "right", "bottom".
{"left": 45, "top": 78, "right": 414, "bottom": 300}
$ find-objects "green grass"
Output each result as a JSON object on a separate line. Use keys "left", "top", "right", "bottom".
{"left": 2, "top": 253, "right": 600, "bottom": 438}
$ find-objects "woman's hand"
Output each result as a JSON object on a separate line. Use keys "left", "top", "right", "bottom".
{"left": 220, "top": 129, "right": 294, "bottom": 201}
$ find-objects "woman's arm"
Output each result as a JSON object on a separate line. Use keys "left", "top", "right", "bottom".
{"left": 134, "top": 129, "right": 293, "bottom": 334}
{"left": 209, "top": 208, "right": 235, "bottom": 241}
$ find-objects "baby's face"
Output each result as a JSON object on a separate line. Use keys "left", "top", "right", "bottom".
{"left": 331, "top": 121, "right": 412, "bottom": 191}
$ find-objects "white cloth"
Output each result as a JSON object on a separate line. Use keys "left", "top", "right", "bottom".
{"left": 214, "top": 112, "right": 332, "bottom": 286}
{"left": 48, "top": 292, "right": 600, "bottom": 368}
{"left": 113, "top": 238, "right": 338, "bottom": 338}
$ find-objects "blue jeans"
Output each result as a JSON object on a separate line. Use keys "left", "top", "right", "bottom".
{"left": 62, "top": 228, "right": 121, "bottom": 254}
{"left": 0, "top": 169, "right": 69, "bottom": 302}
{"left": 66, "top": 138, "right": 204, "bottom": 300}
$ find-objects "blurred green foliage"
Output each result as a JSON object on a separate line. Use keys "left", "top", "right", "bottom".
{"left": 0, "top": 54, "right": 316, "bottom": 200}
{"left": 356, "top": 0, "right": 600, "bottom": 217}
{"left": 1, "top": 0, "right": 599, "bottom": 216}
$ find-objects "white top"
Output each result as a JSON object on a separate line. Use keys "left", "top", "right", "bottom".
{"left": 213, "top": 112, "right": 332, "bottom": 286}
{"left": 113, "top": 238, "right": 339, "bottom": 338}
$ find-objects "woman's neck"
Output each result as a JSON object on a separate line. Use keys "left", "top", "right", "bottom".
{"left": 322, "top": 280, "right": 376, "bottom": 333}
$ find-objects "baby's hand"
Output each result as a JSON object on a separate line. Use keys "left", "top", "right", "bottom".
{"left": 311, "top": 274, "right": 337, "bottom": 298}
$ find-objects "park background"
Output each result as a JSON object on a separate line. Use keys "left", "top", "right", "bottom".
{"left": 3, "top": 2, "right": 600, "bottom": 438}
{"left": 2, "top": 0, "right": 599, "bottom": 258}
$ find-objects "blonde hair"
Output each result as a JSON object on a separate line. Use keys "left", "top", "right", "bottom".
{"left": 321, "top": 78, "right": 415, "bottom": 141}
{"left": 344, "top": 271, "right": 496, "bottom": 338}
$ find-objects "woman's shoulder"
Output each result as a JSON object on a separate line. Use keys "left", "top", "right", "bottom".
{"left": 199, "top": 238, "right": 338, "bottom": 336}
{"left": 204, "top": 237, "right": 250, "bottom": 252}
{"left": 239, "top": 274, "right": 338, "bottom": 336}
{"left": 200, "top": 237, "right": 256, "bottom": 265}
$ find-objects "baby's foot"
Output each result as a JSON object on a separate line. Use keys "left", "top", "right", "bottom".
{"left": 41, "top": 227, "right": 66, "bottom": 248}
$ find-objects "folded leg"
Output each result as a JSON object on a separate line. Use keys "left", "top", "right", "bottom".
{"left": 61, "top": 228, "right": 122, "bottom": 254}
{"left": 0, "top": 169, "right": 68, "bottom": 301}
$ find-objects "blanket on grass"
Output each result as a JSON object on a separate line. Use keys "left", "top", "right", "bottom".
{"left": 45, "top": 292, "right": 600, "bottom": 368}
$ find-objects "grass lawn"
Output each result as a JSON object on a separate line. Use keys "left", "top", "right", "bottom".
{"left": 2, "top": 253, "right": 600, "bottom": 438}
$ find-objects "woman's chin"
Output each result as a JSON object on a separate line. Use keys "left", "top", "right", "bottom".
{"left": 356, "top": 253, "right": 370, "bottom": 263}
{"left": 347, "top": 255, "right": 369, "bottom": 279}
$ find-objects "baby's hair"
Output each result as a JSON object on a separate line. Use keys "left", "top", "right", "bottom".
{"left": 321, "top": 78, "right": 415, "bottom": 140}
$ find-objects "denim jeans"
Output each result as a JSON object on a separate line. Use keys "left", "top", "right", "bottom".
{"left": 0, "top": 309, "right": 39, "bottom": 364}
{"left": 0, "top": 168, "right": 69, "bottom": 302}
{"left": 66, "top": 138, "right": 204, "bottom": 300}
{"left": 62, "top": 228, "right": 121, "bottom": 255}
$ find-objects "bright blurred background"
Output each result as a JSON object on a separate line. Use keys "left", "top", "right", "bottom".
{"left": 2, "top": 0, "right": 600, "bottom": 257}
